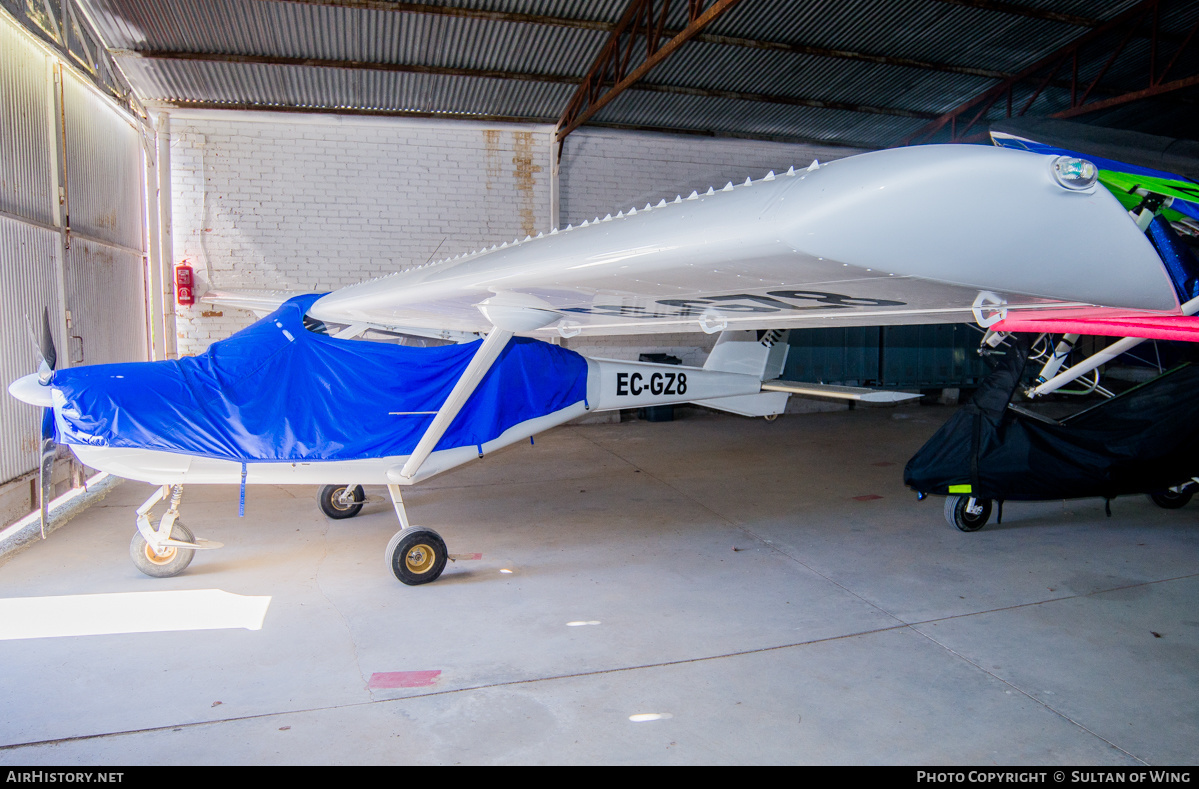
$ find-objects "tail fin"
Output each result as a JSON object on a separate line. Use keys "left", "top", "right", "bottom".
{"left": 695, "top": 330, "right": 791, "bottom": 417}
{"left": 702, "top": 330, "right": 789, "bottom": 378}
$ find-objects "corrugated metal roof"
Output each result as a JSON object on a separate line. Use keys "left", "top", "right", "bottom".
{"left": 43, "top": 0, "right": 1199, "bottom": 148}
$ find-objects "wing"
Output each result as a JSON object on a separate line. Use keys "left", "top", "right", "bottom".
{"left": 306, "top": 145, "right": 1177, "bottom": 339}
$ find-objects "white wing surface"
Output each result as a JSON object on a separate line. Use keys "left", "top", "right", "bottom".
{"left": 307, "top": 145, "right": 1176, "bottom": 338}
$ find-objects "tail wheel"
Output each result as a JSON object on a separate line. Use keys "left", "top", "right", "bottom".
{"left": 385, "top": 527, "right": 448, "bottom": 585}
{"left": 945, "top": 495, "right": 992, "bottom": 532}
{"left": 318, "top": 484, "right": 365, "bottom": 519}
{"left": 130, "top": 521, "right": 196, "bottom": 578}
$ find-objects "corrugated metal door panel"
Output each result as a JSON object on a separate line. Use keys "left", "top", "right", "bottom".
{"left": 0, "top": 16, "right": 54, "bottom": 225}
{"left": 785, "top": 327, "right": 879, "bottom": 386}
{"left": 881, "top": 325, "right": 917, "bottom": 385}
{"left": 788, "top": 325, "right": 990, "bottom": 389}
{"left": 0, "top": 215, "right": 60, "bottom": 484}
{"left": 0, "top": 17, "right": 148, "bottom": 487}
{"left": 61, "top": 71, "right": 143, "bottom": 251}
{"left": 59, "top": 64, "right": 148, "bottom": 371}
{"left": 64, "top": 238, "right": 147, "bottom": 366}
{"left": 880, "top": 324, "right": 990, "bottom": 387}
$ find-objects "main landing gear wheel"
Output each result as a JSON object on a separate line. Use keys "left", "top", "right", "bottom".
{"left": 385, "top": 527, "right": 448, "bottom": 585}
{"left": 1150, "top": 488, "right": 1193, "bottom": 509}
{"left": 318, "top": 484, "right": 365, "bottom": 519}
{"left": 130, "top": 521, "right": 196, "bottom": 578}
{"left": 945, "top": 495, "right": 992, "bottom": 532}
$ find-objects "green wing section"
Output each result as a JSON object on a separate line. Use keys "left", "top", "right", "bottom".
{"left": 1098, "top": 170, "right": 1199, "bottom": 223}
{"left": 991, "top": 131, "right": 1199, "bottom": 226}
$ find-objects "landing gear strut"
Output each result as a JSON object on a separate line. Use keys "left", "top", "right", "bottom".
{"left": 382, "top": 483, "right": 449, "bottom": 585}
{"left": 131, "top": 484, "right": 222, "bottom": 577}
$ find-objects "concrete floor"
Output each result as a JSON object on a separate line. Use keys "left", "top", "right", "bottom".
{"left": 0, "top": 404, "right": 1196, "bottom": 765}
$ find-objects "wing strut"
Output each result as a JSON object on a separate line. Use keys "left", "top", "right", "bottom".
{"left": 397, "top": 326, "right": 515, "bottom": 481}
{"left": 397, "top": 298, "right": 562, "bottom": 481}
{"left": 1025, "top": 293, "right": 1199, "bottom": 397}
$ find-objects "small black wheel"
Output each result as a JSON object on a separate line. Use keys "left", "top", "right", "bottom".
{"left": 945, "top": 495, "right": 992, "bottom": 532}
{"left": 385, "top": 527, "right": 448, "bottom": 585}
{"left": 318, "top": 484, "right": 364, "bottom": 519}
{"left": 1150, "top": 488, "right": 1193, "bottom": 509}
{"left": 130, "top": 521, "right": 196, "bottom": 578}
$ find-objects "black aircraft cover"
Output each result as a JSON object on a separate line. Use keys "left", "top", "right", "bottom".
{"left": 904, "top": 340, "right": 1199, "bottom": 502}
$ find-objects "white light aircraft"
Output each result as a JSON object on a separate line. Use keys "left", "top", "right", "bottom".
{"left": 10, "top": 143, "right": 1197, "bottom": 585}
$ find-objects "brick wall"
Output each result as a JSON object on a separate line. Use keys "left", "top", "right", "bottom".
{"left": 169, "top": 112, "right": 555, "bottom": 355}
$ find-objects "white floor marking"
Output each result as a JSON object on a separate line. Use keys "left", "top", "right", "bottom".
{"left": 0, "top": 590, "right": 272, "bottom": 639}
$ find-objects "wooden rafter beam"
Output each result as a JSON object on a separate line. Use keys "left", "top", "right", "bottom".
{"left": 146, "top": 101, "right": 554, "bottom": 125}
{"left": 111, "top": 49, "right": 581, "bottom": 86}
{"left": 274, "top": 0, "right": 612, "bottom": 31}
{"left": 690, "top": 31, "right": 1009, "bottom": 79}
{"left": 633, "top": 82, "right": 939, "bottom": 119}
{"left": 1051, "top": 72, "right": 1199, "bottom": 119}
{"left": 898, "top": 0, "right": 1188, "bottom": 146}
{"left": 554, "top": 0, "right": 746, "bottom": 145}
{"left": 933, "top": 0, "right": 1187, "bottom": 46}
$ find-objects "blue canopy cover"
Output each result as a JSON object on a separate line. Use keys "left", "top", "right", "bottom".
{"left": 51, "top": 295, "right": 589, "bottom": 462}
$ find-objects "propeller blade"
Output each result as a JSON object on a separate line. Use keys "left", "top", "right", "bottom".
{"left": 41, "top": 400, "right": 55, "bottom": 441}
{"left": 38, "top": 409, "right": 55, "bottom": 539}
{"left": 40, "top": 307, "right": 57, "bottom": 372}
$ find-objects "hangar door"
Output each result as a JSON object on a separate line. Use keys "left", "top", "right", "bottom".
{"left": 0, "top": 12, "right": 148, "bottom": 491}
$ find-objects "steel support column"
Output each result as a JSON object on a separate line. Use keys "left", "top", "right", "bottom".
{"left": 555, "top": 0, "right": 746, "bottom": 150}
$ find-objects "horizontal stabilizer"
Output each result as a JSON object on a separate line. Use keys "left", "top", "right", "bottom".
{"left": 693, "top": 391, "right": 790, "bottom": 417}
{"left": 761, "top": 380, "right": 921, "bottom": 403}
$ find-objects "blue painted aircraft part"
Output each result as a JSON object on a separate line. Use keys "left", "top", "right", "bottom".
{"left": 50, "top": 294, "right": 589, "bottom": 463}
{"left": 1147, "top": 216, "right": 1199, "bottom": 303}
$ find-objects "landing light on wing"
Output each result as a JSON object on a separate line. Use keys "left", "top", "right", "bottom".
{"left": 1051, "top": 156, "right": 1099, "bottom": 190}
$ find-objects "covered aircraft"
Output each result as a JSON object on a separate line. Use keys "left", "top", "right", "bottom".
{"left": 904, "top": 120, "right": 1199, "bottom": 532}
{"left": 9, "top": 142, "right": 1197, "bottom": 584}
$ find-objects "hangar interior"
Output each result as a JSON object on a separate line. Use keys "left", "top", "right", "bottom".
{"left": 1, "top": 0, "right": 1198, "bottom": 765}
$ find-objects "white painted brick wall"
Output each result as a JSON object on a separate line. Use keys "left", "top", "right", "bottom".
{"left": 170, "top": 113, "right": 554, "bottom": 355}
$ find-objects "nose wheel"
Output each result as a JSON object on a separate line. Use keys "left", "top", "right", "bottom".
{"left": 130, "top": 521, "right": 196, "bottom": 577}
{"left": 130, "top": 484, "right": 222, "bottom": 578}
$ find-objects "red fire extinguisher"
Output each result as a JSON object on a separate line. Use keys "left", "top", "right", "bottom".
{"left": 175, "top": 263, "right": 195, "bottom": 306}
